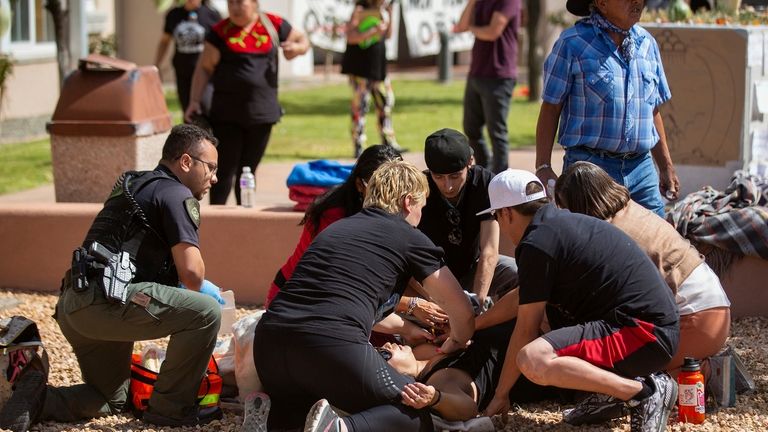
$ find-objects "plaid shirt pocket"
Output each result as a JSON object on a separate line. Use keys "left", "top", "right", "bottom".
{"left": 583, "top": 59, "right": 615, "bottom": 103}
{"left": 638, "top": 59, "right": 660, "bottom": 106}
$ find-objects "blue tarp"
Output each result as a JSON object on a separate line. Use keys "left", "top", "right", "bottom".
{"left": 286, "top": 160, "right": 354, "bottom": 187}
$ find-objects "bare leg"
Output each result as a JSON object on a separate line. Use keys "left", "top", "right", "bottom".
{"left": 518, "top": 338, "right": 642, "bottom": 400}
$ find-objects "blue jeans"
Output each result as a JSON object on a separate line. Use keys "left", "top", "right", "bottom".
{"left": 463, "top": 77, "right": 516, "bottom": 174}
{"left": 563, "top": 147, "right": 665, "bottom": 217}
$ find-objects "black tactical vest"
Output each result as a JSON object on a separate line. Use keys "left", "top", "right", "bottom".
{"left": 83, "top": 170, "right": 180, "bottom": 287}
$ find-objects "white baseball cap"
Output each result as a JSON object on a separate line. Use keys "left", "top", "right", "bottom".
{"left": 476, "top": 169, "right": 547, "bottom": 215}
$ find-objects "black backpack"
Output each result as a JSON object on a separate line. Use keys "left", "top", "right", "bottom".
{"left": 0, "top": 316, "right": 49, "bottom": 406}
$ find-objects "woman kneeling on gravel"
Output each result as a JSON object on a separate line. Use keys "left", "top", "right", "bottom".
{"left": 249, "top": 160, "right": 476, "bottom": 432}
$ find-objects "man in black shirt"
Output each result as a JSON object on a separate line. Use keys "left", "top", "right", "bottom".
{"left": 1, "top": 125, "right": 226, "bottom": 431}
{"left": 480, "top": 169, "right": 679, "bottom": 432}
{"left": 417, "top": 129, "right": 518, "bottom": 311}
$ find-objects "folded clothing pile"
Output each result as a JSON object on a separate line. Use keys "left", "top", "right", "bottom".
{"left": 667, "top": 169, "right": 768, "bottom": 276}
{"left": 286, "top": 160, "right": 354, "bottom": 212}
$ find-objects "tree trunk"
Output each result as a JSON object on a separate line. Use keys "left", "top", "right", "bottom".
{"left": 45, "top": 0, "right": 71, "bottom": 89}
{"left": 526, "top": 0, "right": 542, "bottom": 102}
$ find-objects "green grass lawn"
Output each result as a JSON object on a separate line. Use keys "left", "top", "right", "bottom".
{"left": 0, "top": 139, "right": 53, "bottom": 195}
{"left": 0, "top": 79, "right": 540, "bottom": 195}
{"left": 270, "top": 79, "right": 540, "bottom": 159}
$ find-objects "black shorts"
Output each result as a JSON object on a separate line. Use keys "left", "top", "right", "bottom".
{"left": 541, "top": 317, "right": 678, "bottom": 378}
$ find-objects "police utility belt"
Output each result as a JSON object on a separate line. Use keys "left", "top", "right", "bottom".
{"left": 70, "top": 241, "right": 135, "bottom": 304}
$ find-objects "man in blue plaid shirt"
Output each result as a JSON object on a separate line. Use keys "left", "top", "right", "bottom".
{"left": 534, "top": 0, "right": 679, "bottom": 217}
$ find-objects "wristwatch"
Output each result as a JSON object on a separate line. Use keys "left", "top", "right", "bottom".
{"left": 406, "top": 297, "right": 421, "bottom": 315}
{"left": 535, "top": 163, "right": 551, "bottom": 172}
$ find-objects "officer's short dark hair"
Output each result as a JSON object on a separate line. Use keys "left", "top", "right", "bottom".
{"left": 162, "top": 124, "right": 218, "bottom": 161}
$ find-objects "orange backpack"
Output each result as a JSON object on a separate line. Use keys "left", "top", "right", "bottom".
{"left": 129, "top": 353, "right": 222, "bottom": 411}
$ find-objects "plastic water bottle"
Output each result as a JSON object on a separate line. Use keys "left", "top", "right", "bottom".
{"left": 239, "top": 167, "right": 256, "bottom": 208}
{"left": 678, "top": 357, "right": 706, "bottom": 424}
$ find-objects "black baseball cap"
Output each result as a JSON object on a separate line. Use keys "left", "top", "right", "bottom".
{"left": 424, "top": 128, "right": 472, "bottom": 174}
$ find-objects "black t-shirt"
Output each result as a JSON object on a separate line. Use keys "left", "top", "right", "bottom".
{"left": 516, "top": 204, "right": 678, "bottom": 328}
{"left": 418, "top": 166, "right": 494, "bottom": 281}
{"left": 207, "top": 14, "right": 292, "bottom": 125}
{"left": 163, "top": 6, "right": 221, "bottom": 68}
{"left": 134, "top": 165, "right": 200, "bottom": 249}
{"left": 341, "top": 2, "right": 387, "bottom": 81}
{"left": 261, "top": 208, "right": 445, "bottom": 343}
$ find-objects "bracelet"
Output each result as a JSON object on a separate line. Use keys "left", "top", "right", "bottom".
{"left": 406, "top": 297, "right": 420, "bottom": 315}
{"left": 535, "top": 163, "right": 551, "bottom": 172}
{"left": 428, "top": 389, "right": 442, "bottom": 407}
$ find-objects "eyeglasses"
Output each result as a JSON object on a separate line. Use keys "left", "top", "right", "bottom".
{"left": 446, "top": 207, "right": 462, "bottom": 245}
{"left": 189, "top": 155, "right": 218, "bottom": 175}
{"left": 375, "top": 347, "right": 392, "bottom": 361}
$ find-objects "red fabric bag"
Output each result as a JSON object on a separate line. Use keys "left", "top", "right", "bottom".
{"left": 129, "top": 353, "right": 222, "bottom": 411}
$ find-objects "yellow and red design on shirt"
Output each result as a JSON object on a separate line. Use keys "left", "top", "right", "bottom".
{"left": 213, "top": 13, "right": 283, "bottom": 54}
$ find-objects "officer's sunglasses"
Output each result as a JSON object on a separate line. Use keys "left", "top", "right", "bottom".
{"left": 189, "top": 155, "right": 218, "bottom": 176}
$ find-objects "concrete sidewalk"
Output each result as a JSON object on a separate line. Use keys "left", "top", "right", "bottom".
{"left": 0, "top": 148, "right": 564, "bottom": 207}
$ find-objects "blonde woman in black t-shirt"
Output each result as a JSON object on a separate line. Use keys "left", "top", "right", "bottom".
{"left": 250, "top": 160, "right": 475, "bottom": 432}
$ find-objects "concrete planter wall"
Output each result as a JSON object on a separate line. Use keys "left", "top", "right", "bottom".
{"left": 643, "top": 24, "right": 768, "bottom": 194}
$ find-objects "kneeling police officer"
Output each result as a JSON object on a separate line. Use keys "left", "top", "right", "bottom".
{"left": 0, "top": 124, "right": 225, "bottom": 431}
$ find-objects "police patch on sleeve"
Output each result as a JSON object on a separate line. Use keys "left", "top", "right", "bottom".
{"left": 184, "top": 198, "right": 201, "bottom": 228}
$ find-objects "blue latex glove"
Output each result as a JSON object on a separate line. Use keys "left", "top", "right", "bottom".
{"left": 180, "top": 280, "right": 225, "bottom": 305}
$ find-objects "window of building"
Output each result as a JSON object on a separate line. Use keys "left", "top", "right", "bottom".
{"left": 4, "top": 0, "right": 56, "bottom": 60}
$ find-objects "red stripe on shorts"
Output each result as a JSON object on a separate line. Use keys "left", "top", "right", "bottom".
{"left": 555, "top": 319, "right": 658, "bottom": 369}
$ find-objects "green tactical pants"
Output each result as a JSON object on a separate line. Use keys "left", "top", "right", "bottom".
{"left": 42, "top": 275, "right": 221, "bottom": 422}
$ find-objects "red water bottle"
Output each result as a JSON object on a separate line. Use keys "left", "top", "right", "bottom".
{"left": 678, "top": 357, "right": 706, "bottom": 424}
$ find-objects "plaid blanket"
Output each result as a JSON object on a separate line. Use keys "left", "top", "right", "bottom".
{"left": 667, "top": 170, "right": 768, "bottom": 276}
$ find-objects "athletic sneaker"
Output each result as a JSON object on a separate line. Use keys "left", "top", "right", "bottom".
{"left": 430, "top": 414, "right": 495, "bottom": 432}
{"left": 627, "top": 372, "right": 677, "bottom": 432}
{"left": 241, "top": 392, "right": 270, "bottom": 432}
{"left": 562, "top": 392, "right": 627, "bottom": 425}
{"left": 0, "top": 369, "right": 47, "bottom": 432}
{"left": 304, "top": 399, "right": 343, "bottom": 432}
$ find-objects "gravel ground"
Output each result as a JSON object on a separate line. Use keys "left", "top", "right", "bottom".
{"left": 2, "top": 288, "right": 766, "bottom": 432}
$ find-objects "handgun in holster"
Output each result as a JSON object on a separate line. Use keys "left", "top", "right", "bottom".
{"left": 88, "top": 241, "right": 135, "bottom": 304}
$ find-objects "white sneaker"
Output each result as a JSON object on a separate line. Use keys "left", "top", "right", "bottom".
{"left": 304, "top": 399, "right": 343, "bottom": 432}
{"left": 241, "top": 391, "right": 270, "bottom": 432}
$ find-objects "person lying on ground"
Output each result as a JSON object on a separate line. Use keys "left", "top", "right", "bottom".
{"left": 382, "top": 322, "right": 559, "bottom": 422}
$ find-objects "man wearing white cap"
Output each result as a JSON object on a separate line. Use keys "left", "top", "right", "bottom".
{"left": 479, "top": 169, "right": 680, "bottom": 432}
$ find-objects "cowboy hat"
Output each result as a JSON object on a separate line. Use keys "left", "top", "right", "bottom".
{"left": 566, "top": 0, "right": 593, "bottom": 16}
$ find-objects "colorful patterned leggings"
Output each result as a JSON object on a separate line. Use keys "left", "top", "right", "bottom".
{"left": 349, "top": 75, "right": 396, "bottom": 153}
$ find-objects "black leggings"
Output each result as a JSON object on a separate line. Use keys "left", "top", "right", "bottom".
{"left": 209, "top": 121, "right": 273, "bottom": 205}
{"left": 254, "top": 325, "right": 433, "bottom": 431}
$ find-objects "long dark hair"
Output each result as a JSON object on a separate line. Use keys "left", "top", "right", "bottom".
{"left": 555, "top": 161, "right": 630, "bottom": 220}
{"left": 302, "top": 144, "right": 402, "bottom": 233}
